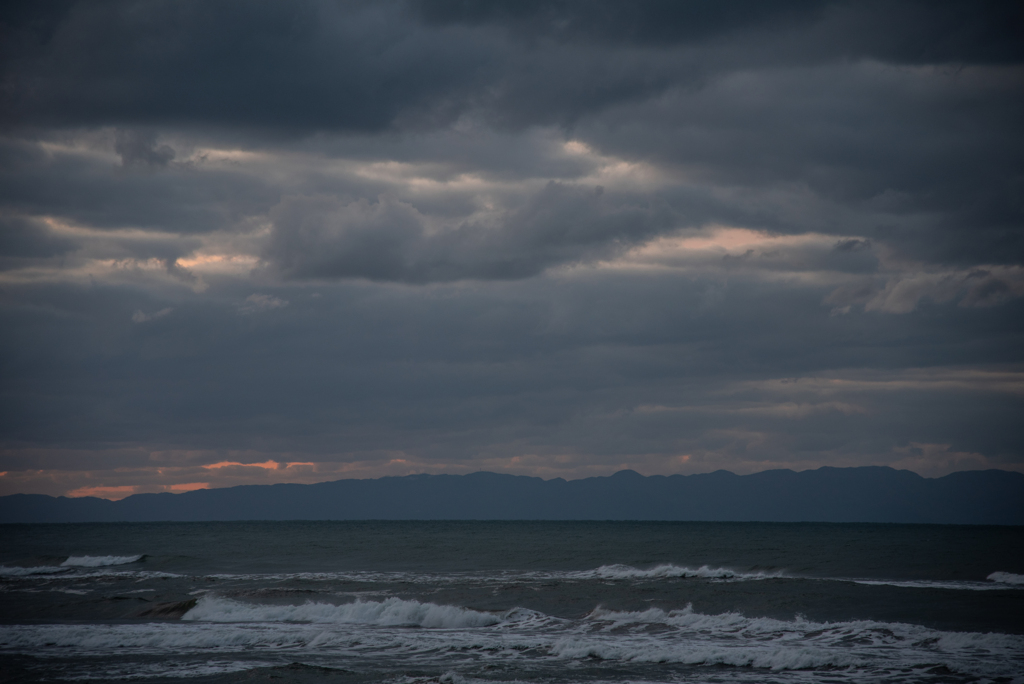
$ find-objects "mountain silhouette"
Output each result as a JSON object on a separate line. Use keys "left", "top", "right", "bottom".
{"left": 2, "top": 467, "right": 1022, "bottom": 524}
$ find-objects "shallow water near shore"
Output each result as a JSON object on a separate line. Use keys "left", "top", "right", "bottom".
{"left": 1, "top": 521, "right": 1022, "bottom": 683}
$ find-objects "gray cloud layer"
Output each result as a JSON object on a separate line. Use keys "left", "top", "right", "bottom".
{"left": 1, "top": 0, "right": 1022, "bottom": 496}
{"left": 265, "top": 183, "right": 675, "bottom": 282}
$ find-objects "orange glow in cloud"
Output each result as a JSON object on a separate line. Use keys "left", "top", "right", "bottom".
{"left": 672, "top": 227, "right": 772, "bottom": 251}
{"left": 203, "top": 460, "right": 281, "bottom": 470}
{"left": 65, "top": 483, "right": 209, "bottom": 499}
{"left": 625, "top": 226, "right": 834, "bottom": 261}
{"left": 67, "top": 485, "right": 136, "bottom": 500}
{"left": 668, "top": 227, "right": 813, "bottom": 254}
{"left": 202, "top": 460, "right": 315, "bottom": 470}
{"left": 168, "top": 482, "right": 209, "bottom": 492}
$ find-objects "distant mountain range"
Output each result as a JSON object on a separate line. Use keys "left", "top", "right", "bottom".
{"left": 2, "top": 467, "right": 1022, "bottom": 524}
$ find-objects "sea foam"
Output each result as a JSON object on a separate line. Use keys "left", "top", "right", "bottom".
{"left": 4, "top": 605, "right": 1021, "bottom": 679}
{"left": 183, "top": 596, "right": 501, "bottom": 629}
{"left": 585, "top": 604, "right": 1022, "bottom": 651}
{"left": 549, "top": 636, "right": 860, "bottom": 670}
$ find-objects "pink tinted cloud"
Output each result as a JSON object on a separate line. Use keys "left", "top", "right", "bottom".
{"left": 65, "top": 482, "right": 210, "bottom": 500}
{"left": 168, "top": 482, "right": 210, "bottom": 493}
{"left": 202, "top": 460, "right": 282, "bottom": 470}
{"left": 202, "top": 460, "right": 316, "bottom": 470}
{"left": 66, "top": 485, "right": 137, "bottom": 500}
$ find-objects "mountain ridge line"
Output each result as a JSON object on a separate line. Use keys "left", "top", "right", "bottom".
{"left": 3, "top": 466, "right": 1022, "bottom": 524}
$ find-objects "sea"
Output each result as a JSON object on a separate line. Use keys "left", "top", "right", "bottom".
{"left": 0, "top": 521, "right": 1022, "bottom": 683}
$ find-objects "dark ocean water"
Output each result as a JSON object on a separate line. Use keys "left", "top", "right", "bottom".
{"left": 1, "top": 521, "right": 1022, "bottom": 683}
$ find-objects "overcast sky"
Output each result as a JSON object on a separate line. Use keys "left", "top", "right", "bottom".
{"left": 1, "top": 0, "right": 1022, "bottom": 499}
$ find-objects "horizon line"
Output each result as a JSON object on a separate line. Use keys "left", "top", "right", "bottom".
{"left": 5, "top": 464, "right": 1022, "bottom": 502}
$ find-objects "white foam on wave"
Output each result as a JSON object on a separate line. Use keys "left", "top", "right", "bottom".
{"left": 62, "top": 659, "right": 267, "bottom": 681}
{"left": 578, "top": 604, "right": 1024, "bottom": 676}
{"left": 586, "top": 604, "right": 1022, "bottom": 651}
{"left": 3, "top": 604, "right": 1022, "bottom": 679}
{"left": 183, "top": 596, "right": 501, "bottom": 629}
{"left": 550, "top": 635, "right": 859, "bottom": 671}
{"left": 578, "top": 564, "right": 782, "bottom": 581}
{"left": 61, "top": 555, "right": 143, "bottom": 568}
{"left": 988, "top": 571, "right": 1024, "bottom": 585}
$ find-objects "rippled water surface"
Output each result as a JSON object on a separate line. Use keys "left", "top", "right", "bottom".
{"left": 1, "top": 521, "right": 1022, "bottom": 683}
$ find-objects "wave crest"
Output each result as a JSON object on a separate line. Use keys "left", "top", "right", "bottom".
{"left": 182, "top": 596, "right": 501, "bottom": 629}
{"left": 4, "top": 603, "right": 1022, "bottom": 679}
{"left": 61, "top": 555, "right": 144, "bottom": 568}
{"left": 582, "top": 564, "right": 781, "bottom": 581}
{"left": 987, "top": 571, "right": 1024, "bottom": 585}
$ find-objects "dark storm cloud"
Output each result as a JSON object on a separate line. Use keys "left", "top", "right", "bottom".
{"left": 413, "top": 0, "right": 823, "bottom": 44}
{"left": 1, "top": 0, "right": 1023, "bottom": 494}
{"left": 114, "top": 130, "right": 175, "bottom": 168}
{"left": 0, "top": 135, "right": 277, "bottom": 234}
{"left": 0, "top": 215, "right": 77, "bottom": 261}
{"left": 3, "top": 1, "right": 1021, "bottom": 133}
{"left": 264, "top": 183, "right": 674, "bottom": 282}
{"left": 2, "top": 274, "right": 1022, "bottom": 479}
{"left": 3, "top": 0, "right": 1022, "bottom": 265}
{"left": 575, "top": 63, "right": 1024, "bottom": 265}
{"left": 415, "top": 0, "right": 1023, "bottom": 64}
{"left": 2, "top": 0, "right": 493, "bottom": 132}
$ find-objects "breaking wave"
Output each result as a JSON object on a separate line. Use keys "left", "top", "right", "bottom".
{"left": 585, "top": 603, "right": 1004, "bottom": 646}
{"left": 987, "top": 571, "right": 1024, "bottom": 585}
{"left": 578, "top": 604, "right": 1023, "bottom": 672}
{"left": 2, "top": 603, "right": 1021, "bottom": 679}
{"left": 61, "top": 555, "right": 144, "bottom": 568}
{"left": 182, "top": 596, "right": 501, "bottom": 629}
